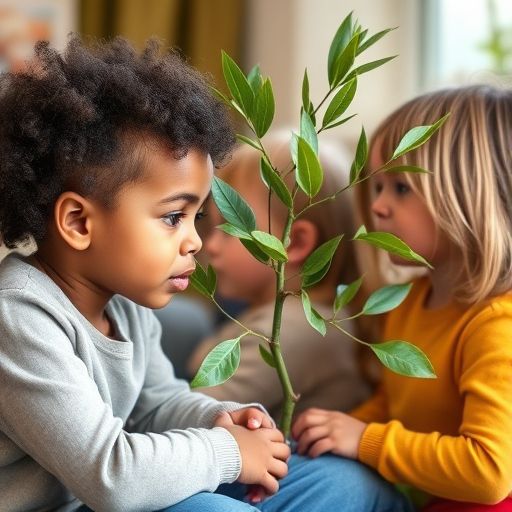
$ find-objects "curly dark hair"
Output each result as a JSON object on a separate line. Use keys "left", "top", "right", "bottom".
{"left": 0, "top": 36, "right": 235, "bottom": 248}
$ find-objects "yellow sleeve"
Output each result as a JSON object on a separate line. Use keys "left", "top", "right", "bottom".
{"left": 350, "top": 384, "right": 388, "bottom": 423}
{"left": 358, "top": 309, "right": 512, "bottom": 504}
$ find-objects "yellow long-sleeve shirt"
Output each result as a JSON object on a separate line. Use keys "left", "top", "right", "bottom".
{"left": 351, "top": 277, "right": 512, "bottom": 504}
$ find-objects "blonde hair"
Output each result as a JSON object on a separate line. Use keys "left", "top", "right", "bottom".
{"left": 219, "top": 131, "right": 360, "bottom": 287}
{"left": 359, "top": 85, "right": 512, "bottom": 304}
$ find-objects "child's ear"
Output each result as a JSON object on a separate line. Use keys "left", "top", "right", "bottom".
{"left": 287, "top": 219, "right": 319, "bottom": 265}
{"left": 54, "top": 192, "right": 94, "bottom": 251}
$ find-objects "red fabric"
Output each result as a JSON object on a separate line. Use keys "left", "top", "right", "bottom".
{"left": 422, "top": 497, "right": 512, "bottom": 512}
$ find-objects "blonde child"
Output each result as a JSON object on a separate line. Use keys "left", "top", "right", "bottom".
{"left": 188, "top": 135, "right": 370, "bottom": 420}
{"left": 292, "top": 85, "right": 512, "bottom": 511}
{"left": 0, "top": 37, "right": 412, "bottom": 512}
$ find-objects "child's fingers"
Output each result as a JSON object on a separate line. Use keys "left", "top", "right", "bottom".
{"left": 307, "top": 438, "right": 334, "bottom": 458}
{"left": 295, "top": 425, "right": 329, "bottom": 455}
{"left": 214, "top": 411, "right": 234, "bottom": 428}
{"left": 247, "top": 416, "right": 262, "bottom": 429}
{"left": 272, "top": 439, "right": 291, "bottom": 461}
{"left": 268, "top": 457, "right": 288, "bottom": 480}
{"left": 246, "top": 484, "right": 267, "bottom": 504}
{"left": 292, "top": 410, "right": 326, "bottom": 440}
{"left": 260, "top": 472, "right": 279, "bottom": 496}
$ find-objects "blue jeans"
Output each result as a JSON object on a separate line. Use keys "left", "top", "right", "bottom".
{"left": 161, "top": 454, "right": 413, "bottom": 512}
{"left": 79, "top": 454, "right": 413, "bottom": 512}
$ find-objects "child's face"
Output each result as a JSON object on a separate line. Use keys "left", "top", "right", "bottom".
{"left": 89, "top": 147, "right": 212, "bottom": 309}
{"left": 204, "top": 178, "right": 277, "bottom": 306}
{"left": 369, "top": 148, "right": 449, "bottom": 268}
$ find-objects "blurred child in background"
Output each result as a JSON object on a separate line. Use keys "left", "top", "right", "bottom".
{"left": 188, "top": 133, "right": 371, "bottom": 421}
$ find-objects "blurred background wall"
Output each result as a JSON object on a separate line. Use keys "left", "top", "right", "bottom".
{"left": 1, "top": 0, "right": 512, "bottom": 259}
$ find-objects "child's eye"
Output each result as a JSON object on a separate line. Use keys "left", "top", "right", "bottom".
{"left": 162, "top": 212, "right": 184, "bottom": 227}
{"left": 395, "top": 182, "right": 410, "bottom": 195}
{"left": 373, "top": 182, "right": 383, "bottom": 195}
{"left": 195, "top": 211, "right": 207, "bottom": 222}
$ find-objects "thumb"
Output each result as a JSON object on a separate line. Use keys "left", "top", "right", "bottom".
{"left": 214, "top": 411, "right": 234, "bottom": 428}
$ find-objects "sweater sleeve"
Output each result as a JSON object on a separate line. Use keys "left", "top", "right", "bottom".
{"left": 0, "top": 292, "right": 241, "bottom": 512}
{"left": 358, "top": 308, "right": 512, "bottom": 504}
{"left": 127, "top": 307, "right": 249, "bottom": 432}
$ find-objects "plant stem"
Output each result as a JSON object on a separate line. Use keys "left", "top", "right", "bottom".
{"left": 269, "top": 212, "right": 298, "bottom": 437}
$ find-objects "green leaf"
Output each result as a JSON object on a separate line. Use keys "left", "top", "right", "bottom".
{"left": 236, "top": 134, "right": 262, "bottom": 151}
{"left": 330, "top": 31, "right": 360, "bottom": 87}
{"left": 350, "top": 127, "right": 368, "bottom": 184}
{"left": 222, "top": 50, "right": 254, "bottom": 117}
{"left": 212, "top": 176, "right": 256, "bottom": 234}
{"left": 343, "top": 56, "right": 397, "bottom": 84}
{"left": 301, "top": 291, "right": 327, "bottom": 335}
{"left": 353, "top": 228, "right": 433, "bottom": 268}
{"left": 301, "top": 263, "right": 330, "bottom": 289}
{"left": 259, "top": 344, "right": 276, "bottom": 368}
{"left": 210, "top": 86, "right": 231, "bottom": 106}
{"left": 385, "top": 165, "right": 431, "bottom": 174}
{"left": 190, "top": 337, "right": 242, "bottom": 387}
{"left": 302, "top": 68, "right": 310, "bottom": 113}
{"left": 206, "top": 265, "right": 217, "bottom": 295}
{"left": 253, "top": 78, "right": 275, "bottom": 138}
{"left": 363, "top": 283, "right": 412, "bottom": 315}
{"left": 217, "top": 223, "right": 251, "bottom": 240}
{"left": 295, "top": 135, "right": 324, "bottom": 197}
{"left": 300, "top": 110, "right": 318, "bottom": 154}
{"left": 334, "top": 276, "right": 364, "bottom": 314}
{"left": 290, "top": 132, "right": 298, "bottom": 167}
{"left": 190, "top": 262, "right": 214, "bottom": 298}
{"left": 247, "top": 64, "right": 263, "bottom": 93}
{"left": 323, "top": 113, "right": 357, "bottom": 131}
{"left": 392, "top": 114, "right": 450, "bottom": 160}
{"left": 260, "top": 157, "right": 293, "bottom": 208}
{"left": 241, "top": 239, "right": 270, "bottom": 264}
{"left": 357, "top": 27, "right": 397, "bottom": 55}
{"left": 302, "top": 235, "right": 343, "bottom": 276}
{"left": 322, "top": 78, "right": 357, "bottom": 128}
{"left": 370, "top": 340, "right": 436, "bottom": 378}
{"left": 251, "top": 230, "right": 288, "bottom": 262}
{"left": 328, "top": 12, "right": 353, "bottom": 86}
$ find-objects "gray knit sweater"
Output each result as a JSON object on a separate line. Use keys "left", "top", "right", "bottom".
{"left": 0, "top": 254, "right": 246, "bottom": 512}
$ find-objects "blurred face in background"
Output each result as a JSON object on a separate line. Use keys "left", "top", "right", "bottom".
{"left": 204, "top": 171, "right": 280, "bottom": 307}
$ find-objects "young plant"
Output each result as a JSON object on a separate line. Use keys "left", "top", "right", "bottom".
{"left": 190, "top": 12, "right": 445, "bottom": 437}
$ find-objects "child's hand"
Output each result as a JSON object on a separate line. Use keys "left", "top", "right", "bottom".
{"left": 292, "top": 408, "right": 367, "bottom": 459}
{"left": 225, "top": 424, "right": 290, "bottom": 496}
{"left": 214, "top": 407, "right": 273, "bottom": 430}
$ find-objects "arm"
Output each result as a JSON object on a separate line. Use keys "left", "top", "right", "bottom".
{"left": 0, "top": 293, "right": 239, "bottom": 512}
{"left": 128, "top": 307, "right": 270, "bottom": 432}
{"left": 296, "top": 310, "right": 512, "bottom": 504}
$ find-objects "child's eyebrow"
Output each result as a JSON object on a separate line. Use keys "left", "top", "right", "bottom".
{"left": 158, "top": 193, "right": 200, "bottom": 205}
{"left": 158, "top": 191, "right": 212, "bottom": 207}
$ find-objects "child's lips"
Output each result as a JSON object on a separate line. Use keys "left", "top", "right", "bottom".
{"left": 168, "top": 269, "right": 194, "bottom": 292}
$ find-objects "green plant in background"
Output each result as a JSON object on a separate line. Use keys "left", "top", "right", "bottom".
{"left": 478, "top": 0, "right": 512, "bottom": 75}
{"left": 190, "top": 12, "right": 446, "bottom": 438}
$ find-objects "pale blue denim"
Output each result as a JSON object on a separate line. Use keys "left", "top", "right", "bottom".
{"left": 78, "top": 454, "right": 414, "bottom": 512}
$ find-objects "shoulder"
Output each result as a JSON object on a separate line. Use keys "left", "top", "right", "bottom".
{"left": 462, "top": 292, "right": 512, "bottom": 339}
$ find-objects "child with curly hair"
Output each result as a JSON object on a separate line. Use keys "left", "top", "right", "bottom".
{"left": 293, "top": 85, "right": 512, "bottom": 511}
{"left": 0, "top": 37, "right": 412, "bottom": 512}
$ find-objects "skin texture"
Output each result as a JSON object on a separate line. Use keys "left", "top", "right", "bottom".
{"left": 29, "top": 136, "right": 289, "bottom": 497}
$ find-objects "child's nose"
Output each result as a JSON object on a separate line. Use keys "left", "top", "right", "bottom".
{"left": 371, "top": 193, "right": 390, "bottom": 219}
{"left": 182, "top": 225, "right": 203, "bottom": 256}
